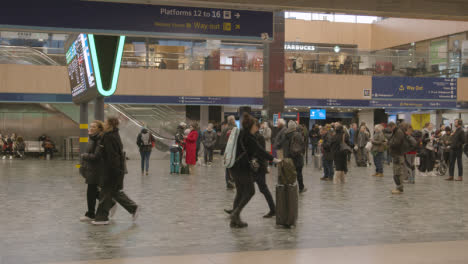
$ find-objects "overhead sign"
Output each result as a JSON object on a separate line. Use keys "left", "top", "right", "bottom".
{"left": 310, "top": 109, "right": 326, "bottom": 120}
{"left": 0, "top": 1, "right": 273, "bottom": 41}
{"left": 65, "top": 33, "right": 125, "bottom": 104}
{"left": 369, "top": 99, "right": 457, "bottom": 109}
{"left": 285, "top": 99, "right": 370, "bottom": 107}
{"left": 372, "top": 77, "right": 457, "bottom": 100}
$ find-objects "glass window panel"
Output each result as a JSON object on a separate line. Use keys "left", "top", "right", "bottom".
{"left": 356, "top": 16, "right": 378, "bottom": 24}
{"left": 334, "top": 14, "right": 356, "bottom": 23}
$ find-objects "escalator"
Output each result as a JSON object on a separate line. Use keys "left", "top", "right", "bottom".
{"left": 48, "top": 103, "right": 184, "bottom": 160}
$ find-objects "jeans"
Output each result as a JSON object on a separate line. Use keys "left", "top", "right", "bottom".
{"left": 95, "top": 186, "right": 138, "bottom": 221}
{"left": 311, "top": 143, "right": 318, "bottom": 155}
{"left": 323, "top": 158, "right": 334, "bottom": 180}
{"left": 204, "top": 147, "right": 213, "bottom": 164}
{"left": 140, "top": 151, "right": 151, "bottom": 172}
{"left": 255, "top": 172, "right": 275, "bottom": 213}
{"left": 373, "top": 152, "right": 384, "bottom": 173}
{"left": 449, "top": 149, "right": 463, "bottom": 177}
{"left": 392, "top": 155, "right": 405, "bottom": 191}
{"left": 296, "top": 166, "right": 305, "bottom": 191}
{"left": 86, "top": 184, "right": 100, "bottom": 218}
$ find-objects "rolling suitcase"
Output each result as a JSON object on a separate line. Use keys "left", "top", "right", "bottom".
{"left": 170, "top": 146, "right": 181, "bottom": 174}
{"left": 276, "top": 184, "right": 298, "bottom": 227}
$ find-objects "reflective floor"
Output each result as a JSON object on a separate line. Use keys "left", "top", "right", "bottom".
{"left": 1, "top": 156, "right": 468, "bottom": 264}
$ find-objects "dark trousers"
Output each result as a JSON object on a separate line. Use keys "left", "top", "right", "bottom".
{"left": 449, "top": 149, "right": 463, "bottom": 177}
{"left": 323, "top": 158, "right": 334, "bottom": 179}
{"left": 373, "top": 152, "right": 384, "bottom": 173}
{"left": 45, "top": 148, "right": 54, "bottom": 159}
{"left": 231, "top": 172, "right": 255, "bottom": 217}
{"left": 140, "top": 151, "right": 151, "bottom": 172}
{"left": 95, "top": 186, "right": 137, "bottom": 221}
{"left": 255, "top": 172, "right": 275, "bottom": 213}
{"left": 311, "top": 143, "right": 318, "bottom": 155}
{"left": 225, "top": 168, "right": 233, "bottom": 187}
{"left": 86, "top": 184, "right": 99, "bottom": 218}
{"left": 393, "top": 155, "right": 405, "bottom": 191}
{"left": 204, "top": 147, "right": 213, "bottom": 163}
{"left": 296, "top": 166, "right": 305, "bottom": 191}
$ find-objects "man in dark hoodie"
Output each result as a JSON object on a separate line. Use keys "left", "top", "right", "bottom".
{"left": 388, "top": 122, "right": 407, "bottom": 194}
{"left": 137, "top": 127, "right": 155, "bottom": 176}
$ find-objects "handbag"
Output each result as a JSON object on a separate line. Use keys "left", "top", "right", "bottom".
{"left": 365, "top": 141, "right": 372, "bottom": 151}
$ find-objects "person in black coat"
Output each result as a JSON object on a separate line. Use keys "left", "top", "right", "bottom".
{"left": 225, "top": 113, "right": 279, "bottom": 228}
{"left": 447, "top": 119, "right": 465, "bottom": 181}
{"left": 80, "top": 120, "right": 106, "bottom": 221}
{"left": 93, "top": 117, "right": 139, "bottom": 225}
{"left": 331, "top": 125, "right": 350, "bottom": 183}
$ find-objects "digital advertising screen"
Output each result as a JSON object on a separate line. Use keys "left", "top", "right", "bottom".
{"left": 310, "top": 109, "right": 326, "bottom": 120}
{"left": 66, "top": 34, "right": 97, "bottom": 103}
{"left": 388, "top": 115, "right": 397, "bottom": 124}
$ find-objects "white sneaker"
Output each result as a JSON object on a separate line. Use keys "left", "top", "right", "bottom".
{"left": 132, "top": 206, "right": 140, "bottom": 222}
{"left": 80, "top": 216, "right": 94, "bottom": 222}
{"left": 109, "top": 203, "right": 117, "bottom": 219}
{"left": 91, "top": 220, "right": 109, "bottom": 225}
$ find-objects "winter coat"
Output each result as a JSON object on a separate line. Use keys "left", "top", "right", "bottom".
{"left": 389, "top": 127, "right": 406, "bottom": 156}
{"left": 185, "top": 130, "right": 198, "bottom": 165}
{"left": 283, "top": 128, "right": 304, "bottom": 169}
{"left": 331, "top": 130, "right": 349, "bottom": 171}
{"left": 450, "top": 126, "right": 465, "bottom": 151}
{"left": 321, "top": 132, "right": 334, "bottom": 161}
{"left": 261, "top": 126, "right": 272, "bottom": 152}
{"left": 101, "top": 128, "right": 125, "bottom": 190}
{"left": 231, "top": 129, "right": 273, "bottom": 183}
{"left": 371, "top": 131, "right": 386, "bottom": 153}
{"left": 274, "top": 126, "right": 288, "bottom": 150}
{"left": 137, "top": 128, "right": 154, "bottom": 152}
{"left": 81, "top": 133, "right": 104, "bottom": 185}
{"left": 255, "top": 132, "right": 269, "bottom": 175}
{"left": 309, "top": 127, "right": 320, "bottom": 144}
{"left": 202, "top": 129, "right": 217, "bottom": 149}
{"left": 357, "top": 130, "right": 370, "bottom": 148}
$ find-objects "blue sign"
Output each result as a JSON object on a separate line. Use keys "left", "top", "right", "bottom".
{"left": 1, "top": 1, "right": 273, "bottom": 41}
{"left": 372, "top": 77, "right": 457, "bottom": 100}
{"left": 369, "top": 99, "right": 457, "bottom": 109}
{"left": 273, "top": 114, "right": 279, "bottom": 127}
{"left": 310, "top": 109, "right": 326, "bottom": 120}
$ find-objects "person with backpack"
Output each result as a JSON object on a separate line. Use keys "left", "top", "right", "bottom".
{"left": 356, "top": 125, "right": 370, "bottom": 167}
{"left": 446, "top": 119, "right": 465, "bottom": 181}
{"left": 282, "top": 120, "right": 307, "bottom": 193}
{"left": 137, "top": 127, "right": 155, "bottom": 176}
{"left": 202, "top": 123, "right": 217, "bottom": 166}
{"left": 224, "top": 113, "right": 279, "bottom": 228}
{"left": 371, "top": 124, "right": 386, "bottom": 177}
{"left": 389, "top": 122, "right": 408, "bottom": 194}
{"left": 404, "top": 125, "right": 418, "bottom": 184}
{"left": 309, "top": 124, "right": 320, "bottom": 156}
{"left": 331, "top": 124, "right": 351, "bottom": 183}
{"left": 320, "top": 127, "right": 334, "bottom": 181}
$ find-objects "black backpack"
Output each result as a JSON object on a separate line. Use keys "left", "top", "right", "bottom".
{"left": 289, "top": 132, "right": 304, "bottom": 156}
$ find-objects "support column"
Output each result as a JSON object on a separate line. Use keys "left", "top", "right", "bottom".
{"left": 263, "top": 11, "right": 285, "bottom": 120}
{"left": 435, "top": 110, "right": 443, "bottom": 127}
{"left": 79, "top": 103, "right": 88, "bottom": 155}
{"left": 200, "top": 105, "right": 209, "bottom": 130}
{"left": 94, "top": 96, "right": 105, "bottom": 121}
{"left": 358, "top": 109, "right": 375, "bottom": 135}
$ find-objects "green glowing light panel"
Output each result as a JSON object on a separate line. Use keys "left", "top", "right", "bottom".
{"left": 65, "top": 34, "right": 125, "bottom": 104}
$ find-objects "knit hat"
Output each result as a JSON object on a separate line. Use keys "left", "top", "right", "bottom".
{"left": 288, "top": 120, "right": 297, "bottom": 131}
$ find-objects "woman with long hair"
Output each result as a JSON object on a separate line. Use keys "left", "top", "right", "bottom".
{"left": 184, "top": 123, "right": 199, "bottom": 174}
{"left": 225, "top": 113, "right": 279, "bottom": 228}
{"left": 92, "top": 117, "right": 139, "bottom": 225}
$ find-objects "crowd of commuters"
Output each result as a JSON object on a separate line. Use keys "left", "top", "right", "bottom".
{"left": 72, "top": 113, "right": 468, "bottom": 227}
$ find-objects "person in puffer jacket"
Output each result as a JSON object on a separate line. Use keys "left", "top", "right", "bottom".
{"left": 202, "top": 123, "right": 217, "bottom": 165}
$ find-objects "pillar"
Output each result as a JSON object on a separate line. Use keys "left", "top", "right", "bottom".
{"left": 358, "top": 109, "right": 375, "bottom": 135}
{"left": 200, "top": 105, "right": 209, "bottom": 130}
{"left": 79, "top": 103, "right": 88, "bottom": 155}
{"left": 435, "top": 110, "right": 443, "bottom": 127}
{"left": 263, "top": 11, "right": 285, "bottom": 120}
{"left": 94, "top": 96, "right": 105, "bottom": 122}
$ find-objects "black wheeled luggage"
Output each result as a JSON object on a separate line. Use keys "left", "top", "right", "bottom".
{"left": 276, "top": 183, "right": 298, "bottom": 227}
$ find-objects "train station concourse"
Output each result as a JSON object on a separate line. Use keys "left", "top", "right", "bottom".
{"left": 4, "top": 0, "right": 468, "bottom": 263}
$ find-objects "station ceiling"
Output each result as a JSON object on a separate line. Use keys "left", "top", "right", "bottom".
{"left": 94, "top": 0, "right": 468, "bottom": 20}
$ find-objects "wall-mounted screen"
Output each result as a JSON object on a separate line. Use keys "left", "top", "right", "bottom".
{"left": 388, "top": 115, "right": 397, "bottom": 124}
{"left": 66, "top": 34, "right": 97, "bottom": 103}
{"left": 310, "top": 109, "right": 326, "bottom": 120}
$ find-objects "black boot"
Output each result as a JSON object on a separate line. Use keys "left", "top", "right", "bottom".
{"left": 230, "top": 210, "right": 248, "bottom": 228}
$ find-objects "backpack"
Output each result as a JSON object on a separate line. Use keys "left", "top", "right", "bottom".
{"left": 289, "top": 132, "right": 304, "bottom": 157}
{"left": 405, "top": 135, "right": 418, "bottom": 152}
{"left": 223, "top": 127, "right": 240, "bottom": 168}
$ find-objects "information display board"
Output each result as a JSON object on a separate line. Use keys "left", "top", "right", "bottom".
{"left": 372, "top": 77, "right": 457, "bottom": 100}
{"left": 66, "top": 34, "right": 98, "bottom": 104}
{"left": 310, "top": 109, "right": 326, "bottom": 120}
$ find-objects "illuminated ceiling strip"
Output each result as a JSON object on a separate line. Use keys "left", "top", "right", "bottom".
{"left": 87, "top": 34, "right": 104, "bottom": 96}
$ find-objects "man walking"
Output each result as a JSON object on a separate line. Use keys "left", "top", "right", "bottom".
{"left": 388, "top": 122, "right": 406, "bottom": 194}
{"left": 446, "top": 119, "right": 465, "bottom": 181}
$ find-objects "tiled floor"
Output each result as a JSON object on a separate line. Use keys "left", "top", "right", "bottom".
{"left": 1, "top": 156, "right": 468, "bottom": 264}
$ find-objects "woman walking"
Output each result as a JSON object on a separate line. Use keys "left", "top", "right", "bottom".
{"left": 331, "top": 124, "right": 351, "bottom": 184}
{"left": 93, "top": 117, "right": 139, "bottom": 225}
{"left": 80, "top": 120, "right": 108, "bottom": 222}
{"left": 371, "top": 124, "right": 386, "bottom": 177}
{"left": 225, "top": 113, "right": 279, "bottom": 228}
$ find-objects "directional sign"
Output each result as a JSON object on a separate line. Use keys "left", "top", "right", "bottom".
{"left": 372, "top": 77, "right": 457, "bottom": 100}
{"left": 1, "top": 1, "right": 273, "bottom": 41}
